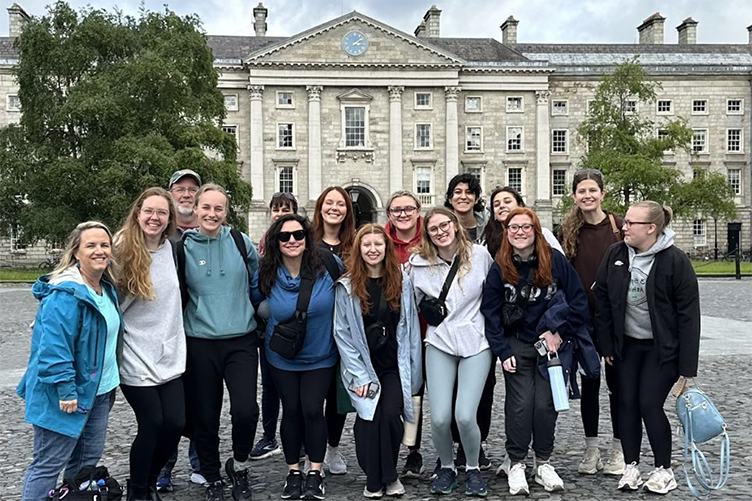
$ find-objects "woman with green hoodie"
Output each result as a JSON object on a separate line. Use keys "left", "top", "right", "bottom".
{"left": 181, "top": 184, "right": 260, "bottom": 501}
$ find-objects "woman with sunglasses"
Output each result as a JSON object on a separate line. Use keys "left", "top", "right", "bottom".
{"left": 251, "top": 214, "right": 342, "bottom": 500}
{"left": 409, "top": 208, "right": 493, "bottom": 497}
{"left": 595, "top": 202, "right": 699, "bottom": 494}
{"left": 481, "top": 207, "right": 590, "bottom": 495}
{"left": 559, "top": 169, "right": 625, "bottom": 477}
{"left": 333, "top": 224, "right": 422, "bottom": 498}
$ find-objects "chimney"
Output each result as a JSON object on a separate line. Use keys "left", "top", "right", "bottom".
{"left": 748, "top": 23, "right": 752, "bottom": 45}
{"left": 676, "top": 17, "right": 698, "bottom": 44}
{"left": 500, "top": 16, "right": 519, "bottom": 44}
{"left": 253, "top": 3, "right": 267, "bottom": 37}
{"left": 637, "top": 12, "right": 665, "bottom": 44}
{"left": 423, "top": 5, "right": 441, "bottom": 37}
{"left": 414, "top": 20, "right": 427, "bottom": 38}
{"left": 7, "top": 3, "right": 30, "bottom": 38}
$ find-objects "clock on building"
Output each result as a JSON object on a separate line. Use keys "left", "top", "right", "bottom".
{"left": 342, "top": 31, "right": 369, "bottom": 56}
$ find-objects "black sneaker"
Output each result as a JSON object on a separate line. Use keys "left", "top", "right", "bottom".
{"left": 281, "top": 470, "right": 304, "bottom": 500}
{"left": 250, "top": 437, "right": 281, "bottom": 460}
{"left": 401, "top": 451, "right": 424, "bottom": 478}
{"left": 430, "top": 457, "right": 442, "bottom": 479}
{"left": 225, "top": 458, "right": 252, "bottom": 500}
{"left": 478, "top": 447, "right": 491, "bottom": 471}
{"left": 430, "top": 468, "right": 457, "bottom": 495}
{"left": 456, "top": 446, "right": 467, "bottom": 470}
{"left": 206, "top": 481, "right": 225, "bottom": 501}
{"left": 464, "top": 469, "right": 488, "bottom": 497}
{"left": 302, "top": 470, "right": 325, "bottom": 500}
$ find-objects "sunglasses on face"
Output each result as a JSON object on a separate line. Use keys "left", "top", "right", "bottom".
{"left": 278, "top": 230, "right": 306, "bottom": 242}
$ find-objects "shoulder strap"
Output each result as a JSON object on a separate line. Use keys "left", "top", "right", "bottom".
{"left": 294, "top": 275, "right": 316, "bottom": 321}
{"left": 320, "top": 249, "right": 342, "bottom": 283}
{"left": 608, "top": 213, "right": 623, "bottom": 242}
{"left": 438, "top": 258, "right": 461, "bottom": 303}
{"left": 230, "top": 228, "right": 248, "bottom": 259}
{"left": 168, "top": 239, "right": 178, "bottom": 268}
{"left": 175, "top": 235, "right": 188, "bottom": 309}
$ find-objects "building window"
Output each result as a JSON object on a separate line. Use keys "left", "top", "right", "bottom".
{"left": 586, "top": 100, "right": 594, "bottom": 114}
{"left": 415, "top": 166, "right": 433, "bottom": 205}
{"left": 692, "top": 99, "right": 708, "bottom": 114}
{"left": 552, "top": 130, "right": 568, "bottom": 154}
{"left": 624, "top": 100, "right": 637, "bottom": 114}
{"left": 508, "top": 167, "right": 522, "bottom": 193}
{"left": 692, "top": 129, "right": 707, "bottom": 153}
{"left": 415, "top": 124, "right": 432, "bottom": 150}
{"left": 464, "top": 166, "right": 483, "bottom": 186}
{"left": 656, "top": 128, "right": 673, "bottom": 154}
{"left": 465, "top": 126, "right": 482, "bottom": 152}
{"left": 276, "top": 91, "right": 294, "bottom": 108}
{"left": 415, "top": 92, "right": 432, "bottom": 109}
{"left": 344, "top": 106, "right": 366, "bottom": 147}
{"left": 693, "top": 219, "right": 706, "bottom": 247}
{"left": 278, "top": 166, "right": 295, "bottom": 194}
{"left": 465, "top": 96, "right": 482, "bottom": 113}
{"left": 224, "top": 94, "right": 238, "bottom": 111}
{"left": 222, "top": 125, "right": 237, "bottom": 137}
{"left": 507, "top": 126, "right": 523, "bottom": 151}
{"left": 551, "top": 99, "right": 568, "bottom": 116}
{"left": 552, "top": 169, "right": 566, "bottom": 196}
{"left": 727, "top": 129, "right": 743, "bottom": 152}
{"left": 507, "top": 96, "right": 523, "bottom": 112}
{"left": 728, "top": 169, "right": 741, "bottom": 195}
{"left": 727, "top": 99, "right": 743, "bottom": 115}
{"left": 656, "top": 99, "right": 673, "bottom": 114}
{"left": 277, "top": 123, "right": 294, "bottom": 149}
{"left": 6, "top": 94, "right": 20, "bottom": 111}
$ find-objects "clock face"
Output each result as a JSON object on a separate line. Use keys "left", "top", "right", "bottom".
{"left": 342, "top": 31, "right": 369, "bottom": 57}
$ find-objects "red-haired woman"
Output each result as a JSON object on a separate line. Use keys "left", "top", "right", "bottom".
{"left": 333, "top": 224, "right": 422, "bottom": 497}
{"left": 481, "top": 207, "right": 592, "bottom": 496}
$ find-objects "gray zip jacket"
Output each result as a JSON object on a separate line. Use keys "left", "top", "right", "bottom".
{"left": 408, "top": 243, "right": 493, "bottom": 357}
{"left": 333, "top": 272, "right": 423, "bottom": 422}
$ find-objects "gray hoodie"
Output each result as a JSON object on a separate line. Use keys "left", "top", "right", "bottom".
{"left": 624, "top": 228, "right": 676, "bottom": 340}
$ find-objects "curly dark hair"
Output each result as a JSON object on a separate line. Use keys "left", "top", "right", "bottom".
{"left": 257, "top": 214, "right": 323, "bottom": 296}
{"left": 444, "top": 173, "right": 485, "bottom": 213}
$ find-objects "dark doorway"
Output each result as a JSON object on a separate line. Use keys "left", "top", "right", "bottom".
{"left": 346, "top": 186, "right": 376, "bottom": 227}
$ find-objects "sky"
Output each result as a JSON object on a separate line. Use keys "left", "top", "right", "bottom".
{"left": 2, "top": 0, "right": 752, "bottom": 45}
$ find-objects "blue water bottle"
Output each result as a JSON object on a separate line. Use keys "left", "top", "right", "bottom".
{"left": 547, "top": 352, "right": 569, "bottom": 412}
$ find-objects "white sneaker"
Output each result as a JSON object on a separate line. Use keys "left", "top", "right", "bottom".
{"left": 385, "top": 479, "right": 405, "bottom": 496}
{"left": 363, "top": 486, "right": 384, "bottom": 498}
{"left": 190, "top": 472, "right": 208, "bottom": 486}
{"left": 496, "top": 457, "right": 510, "bottom": 477}
{"left": 603, "top": 448, "right": 626, "bottom": 476}
{"left": 534, "top": 463, "right": 564, "bottom": 492}
{"left": 618, "top": 462, "right": 643, "bottom": 491}
{"left": 324, "top": 446, "right": 347, "bottom": 475}
{"left": 507, "top": 462, "right": 529, "bottom": 496}
{"left": 577, "top": 447, "right": 603, "bottom": 475}
{"left": 644, "top": 467, "right": 677, "bottom": 494}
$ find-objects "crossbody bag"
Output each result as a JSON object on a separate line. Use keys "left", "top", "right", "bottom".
{"left": 418, "top": 258, "right": 460, "bottom": 327}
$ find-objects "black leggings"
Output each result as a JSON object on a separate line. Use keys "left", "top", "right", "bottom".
{"left": 580, "top": 361, "right": 620, "bottom": 439}
{"left": 121, "top": 378, "right": 185, "bottom": 491}
{"left": 271, "top": 365, "right": 335, "bottom": 465}
{"left": 615, "top": 337, "right": 678, "bottom": 468}
{"left": 325, "top": 371, "right": 347, "bottom": 448}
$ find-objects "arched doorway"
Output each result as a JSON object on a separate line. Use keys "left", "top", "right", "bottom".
{"left": 345, "top": 186, "right": 377, "bottom": 227}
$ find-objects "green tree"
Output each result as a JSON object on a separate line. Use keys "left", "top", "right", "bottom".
{"left": 0, "top": 1, "right": 251, "bottom": 245}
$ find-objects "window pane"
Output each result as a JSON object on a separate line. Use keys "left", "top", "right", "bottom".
{"left": 507, "top": 127, "right": 523, "bottom": 150}
{"left": 692, "top": 100, "right": 707, "bottom": 113}
{"left": 552, "top": 169, "right": 566, "bottom": 196}
{"left": 345, "top": 107, "right": 366, "bottom": 147}
{"left": 552, "top": 100, "right": 567, "bottom": 115}
{"left": 508, "top": 168, "right": 522, "bottom": 193}
{"left": 728, "top": 129, "right": 742, "bottom": 152}
{"left": 416, "top": 93, "right": 431, "bottom": 107}
{"left": 728, "top": 169, "right": 741, "bottom": 195}
{"left": 278, "top": 167, "right": 294, "bottom": 193}
{"left": 278, "top": 124, "right": 293, "bottom": 148}
{"left": 416, "top": 124, "right": 431, "bottom": 148}
{"left": 657, "top": 100, "right": 672, "bottom": 113}
{"left": 416, "top": 167, "right": 431, "bottom": 195}
{"left": 466, "top": 127, "right": 481, "bottom": 151}
{"left": 692, "top": 129, "right": 706, "bottom": 153}
{"left": 552, "top": 130, "right": 567, "bottom": 153}
{"left": 466, "top": 97, "right": 481, "bottom": 111}
{"left": 727, "top": 99, "right": 742, "bottom": 113}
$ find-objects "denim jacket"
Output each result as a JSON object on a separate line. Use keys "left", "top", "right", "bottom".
{"left": 333, "top": 272, "right": 423, "bottom": 422}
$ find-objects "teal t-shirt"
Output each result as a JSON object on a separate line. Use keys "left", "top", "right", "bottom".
{"left": 88, "top": 286, "right": 120, "bottom": 395}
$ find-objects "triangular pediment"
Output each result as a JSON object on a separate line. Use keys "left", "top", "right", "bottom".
{"left": 337, "top": 89, "right": 373, "bottom": 102}
{"left": 245, "top": 12, "right": 464, "bottom": 67}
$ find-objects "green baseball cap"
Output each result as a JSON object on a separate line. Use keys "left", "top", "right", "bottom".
{"left": 168, "top": 169, "right": 202, "bottom": 189}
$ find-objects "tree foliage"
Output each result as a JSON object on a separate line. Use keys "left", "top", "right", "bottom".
{"left": 0, "top": 1, "right": 251, "bottom": 245}
{"left": 576, "top": 58, "right": 735, "bottom": 220}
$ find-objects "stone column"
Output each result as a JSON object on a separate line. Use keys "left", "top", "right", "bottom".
{"left": 445, "top": 86, "right": 461, "bottom": 187}
{"left": 388, "top": 86, "right": 404, "bottom": 196}
{"left": 307, "top": 86, "right": 323, "bottom": 202}
{"left": 248, "top": 85, "right": 265, "bottom": 202}
{"left": 534, "top": 90, "right": 553, "bottom": 228}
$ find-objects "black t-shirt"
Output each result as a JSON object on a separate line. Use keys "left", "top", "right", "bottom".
{"left": 362, "top": 277, "right": 400, "bottom": 375}
{"left": 319, "top": 241, "right": 342, "bottom": 258}
{"left": 466, "top": 226, "right": 478, "bottom": 242}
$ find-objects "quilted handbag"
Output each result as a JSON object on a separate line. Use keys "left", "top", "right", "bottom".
{"left": 675, "top": 387, "right": 730, "bottom": 497}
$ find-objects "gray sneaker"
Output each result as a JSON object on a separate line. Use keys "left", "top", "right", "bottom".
{"left": 323, "top": 447, "right": 347, "bottom": 475}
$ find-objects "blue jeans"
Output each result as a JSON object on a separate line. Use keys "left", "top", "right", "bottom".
{"left": 22, "top": 390, "right": 115, "bottom": 501}
{"left": 160, "top": 441, "right": 201, "bottom": 478}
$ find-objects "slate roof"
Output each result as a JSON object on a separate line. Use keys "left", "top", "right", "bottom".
{"left": 206, "top": 35, "right": 285, "bottom": 62}
{"left": 0, "top": 37, "right": 17, "bottom": 59}
{"left": 422, "top": 38, "right": 530, "bottom": 62}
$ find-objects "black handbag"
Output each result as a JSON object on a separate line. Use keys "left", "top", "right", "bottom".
{"left": 501, "top": 268, "right": 536, "bottom": 328}
{"left": 269, "top": 274, "right": 316, "bottom": 359}
{"left": 419, "top": 258, "right": 460, "bottom": 327}
{"left": 365, "top": 286, "right": 390, "bottom": 352}
{"left": 50, "top": 466, "right": 123, "bottom": 500}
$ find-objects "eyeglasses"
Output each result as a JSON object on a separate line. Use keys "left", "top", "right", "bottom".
{"left": 427, "top": 220, "right": 453, "bottom": 235}
{"left": 141, "top": 208, "right": 170, "bottom": 218}
{"left": 622, "top": 220, "right": 653, "bottom": 228}
{"left": 278, "top": 230, "right": 306, "bottom": 242}
{"left": 171, "top": 187, "right": 199, "bottom": 195}
{"left": 507, "top": 223, "right": 534, "bottom": 233}
{"left": 389, "top": 206, "right": 418, "bottom": 216}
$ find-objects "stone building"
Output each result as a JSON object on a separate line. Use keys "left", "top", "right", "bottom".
{"left": 2, "top": 3, "right": 752, "bottom": 265}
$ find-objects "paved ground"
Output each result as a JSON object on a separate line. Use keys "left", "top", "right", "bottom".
{"left": 0, "top": 280, "right": 749, "bottom": 500}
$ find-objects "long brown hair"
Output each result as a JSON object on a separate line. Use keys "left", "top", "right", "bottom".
{"left": 497, "top": 207, "right": 554, "bottom": 288}
{"left": 560, "top": 169, "right": 605, "bottom": 259}
{"left": 412, "top": 207, "right": 474, "bottom": 283}
{"left": 114, "top": 187, "right": 177, "bottom": 299}
{"left": 312, "top": 186, "right": 355, "bottom": 259}
{"left": 345, "top": 224, "right": 402, "bottom": 314}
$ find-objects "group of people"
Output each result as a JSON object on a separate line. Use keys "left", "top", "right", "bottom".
{"left": 17, "top": 167, "right": 700, "bottom": 501}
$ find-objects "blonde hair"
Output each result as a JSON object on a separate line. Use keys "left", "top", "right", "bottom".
{"left": 412, "top": 207, "right": 474, "bottom": 282}
{"left": 114, "top": 187, "right": 177, "bottom": 300}
{"left": 386, "top": 190, "right": 422, "bottom": 212}
{"left": 195, "top": 183, "right": 229, "bottom": 209}
{"left": 50, "top": 221, "right": 116, "bottom": 283}
{"left": 631, "top": 201, "right": 673, "bottom": 234}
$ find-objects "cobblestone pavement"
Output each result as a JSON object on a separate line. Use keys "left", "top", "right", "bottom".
{"left": 0, "top": 280, "right": 749, "bottom": 500}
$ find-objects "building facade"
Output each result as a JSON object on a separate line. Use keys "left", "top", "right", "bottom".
{"left": 2, "top": 4, "right": 752, "bottom": 265}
